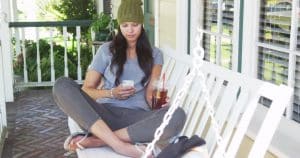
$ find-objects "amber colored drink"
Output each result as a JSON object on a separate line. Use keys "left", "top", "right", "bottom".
{"left": 152, "top": 89, "right": 168, "bottom": 110}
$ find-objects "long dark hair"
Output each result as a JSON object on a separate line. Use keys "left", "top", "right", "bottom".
{"left": 109, "top": 26, "right": 153, "bottom": 86}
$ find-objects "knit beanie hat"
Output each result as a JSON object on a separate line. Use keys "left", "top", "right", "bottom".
{"left": 117, "top": 0, "right": 144, "bottom": 24}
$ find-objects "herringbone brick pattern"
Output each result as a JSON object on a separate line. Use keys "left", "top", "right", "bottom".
{"left": 2, "top": 89, "right": 77, "bottom": 158}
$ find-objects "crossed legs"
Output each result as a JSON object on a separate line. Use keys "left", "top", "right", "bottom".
{"left": 53, "top": 77, "right": 186, "bottom": 157}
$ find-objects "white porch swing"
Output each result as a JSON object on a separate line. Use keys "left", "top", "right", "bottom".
{"left": 68, "top": 29, "right": 293, "bottom": 158}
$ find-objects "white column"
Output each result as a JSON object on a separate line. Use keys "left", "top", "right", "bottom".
{"left": 0, "top": 36, "right": 8, "bottom": 128}
{"left": 97, "top": 0, "right": 104, "bottom": 13}
{"left": 154, "top": 0, "right": 159, "bottom": 47}
{"left": 190, "top": 0, "right": 202, "bottom": 51}
{"left": 241, "top": 0, "right": 260, "bottom": 78}
{"left": 176, "top": 0, "right": 188, "bottom": 54}
{"left": 0, "top": 0, "right": 14, "bottom": 102}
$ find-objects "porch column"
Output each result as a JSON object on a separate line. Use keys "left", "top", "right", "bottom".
{"left": 0, "top": 0, "right": 14, "bottom": 102}
{"left": 176, "top": 0, "right": 188, "bottom": 54}
{"left": 0, "top": 33, "right": 8, "bottom": 127}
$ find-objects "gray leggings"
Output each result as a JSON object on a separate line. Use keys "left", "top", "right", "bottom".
{"left": 52, "top": 77, "right": 186, "bottom": 143}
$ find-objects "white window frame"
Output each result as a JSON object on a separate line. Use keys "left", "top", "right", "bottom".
{"left": 189, "top": 0, "right": 241, "bottom": 72}
{"left": 243, "top": 0, "right": 299, "bottom": 119}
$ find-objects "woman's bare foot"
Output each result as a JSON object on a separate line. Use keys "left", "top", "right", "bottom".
{"left": 68, "top": 135, "right": 105, "bottom": 151}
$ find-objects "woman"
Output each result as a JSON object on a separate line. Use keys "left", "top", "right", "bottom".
{"left": 53, "top": 0, "right": 186, "bottom": 157}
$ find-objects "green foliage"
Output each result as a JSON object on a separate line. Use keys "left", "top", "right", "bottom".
{"left": 51, "top": 0, "right": 97, "bottom": 47}
{"left": 14, "top": 39, "right": 92, "bottom": 81}
{"left": 52, "top": 0, "right": 96, "bottom": 21}
{"left": 91, "top": 13, "right": 112, "bottom": 32}
{"left": 91, "top": 12, "right": 118, "bottom": 41}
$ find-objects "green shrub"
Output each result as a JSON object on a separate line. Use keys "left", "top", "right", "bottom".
{"left": 14, "top": 39, "right": 92, "bottom": 82}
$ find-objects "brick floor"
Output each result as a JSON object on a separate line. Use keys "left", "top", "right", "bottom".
{"left": 2, "top": 89, "right": 77, "bottom": 158}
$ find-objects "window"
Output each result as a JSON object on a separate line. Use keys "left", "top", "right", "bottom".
{"left": 259, "top": 0, "right": 292, "bottom": 48}
{"left": 202, "top": 0, "right": 235, "bottom": 69}
{"left": 258, "top": 0, "right": 300, "bottom": 122}
{"left": 257, "top": 47, "right": 288, "bottom": 85}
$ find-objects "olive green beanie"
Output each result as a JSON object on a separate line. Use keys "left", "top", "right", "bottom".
{"left": 117, "top": 0, "right": 144, "bottom": 24}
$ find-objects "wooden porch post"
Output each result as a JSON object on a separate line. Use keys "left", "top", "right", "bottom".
{"left": 0, "top": 0, "right": 14, "bottom": 102}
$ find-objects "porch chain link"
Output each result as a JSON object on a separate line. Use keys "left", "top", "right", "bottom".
{"left": 142, "top": 29, "right": 227, "bottom": 158}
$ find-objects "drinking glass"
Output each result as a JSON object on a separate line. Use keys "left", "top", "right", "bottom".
{"left": 152, "top": 81, "right": 168, "bottom": 110}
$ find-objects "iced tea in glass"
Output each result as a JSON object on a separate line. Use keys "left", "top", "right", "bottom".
{"left": 152, "top": 88, "right": 168, "bottom": 109}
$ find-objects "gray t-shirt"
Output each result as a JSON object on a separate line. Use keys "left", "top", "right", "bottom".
{"left": 89, "top": 42, "right": 163, "bottom": 110}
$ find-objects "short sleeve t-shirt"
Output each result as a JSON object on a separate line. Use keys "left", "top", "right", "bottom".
{"left": 89, "top": 42, "right": 163, "bottom": 110}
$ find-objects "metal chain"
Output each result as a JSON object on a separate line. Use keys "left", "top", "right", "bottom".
{"left": 142, "top": 29, "right": 226, "bottom": 158}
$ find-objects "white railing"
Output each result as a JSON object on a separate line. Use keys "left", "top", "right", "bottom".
{"left": 9, "top": 20, "right": 96, "bottom": 88}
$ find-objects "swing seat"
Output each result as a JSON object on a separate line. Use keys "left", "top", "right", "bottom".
{"left": 68, "top": 46, "right": 293, "bottom": 158}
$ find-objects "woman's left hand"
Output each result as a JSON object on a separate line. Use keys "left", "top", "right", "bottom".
{"left": 161, "top": 97, "right": 170, "bottom": 107}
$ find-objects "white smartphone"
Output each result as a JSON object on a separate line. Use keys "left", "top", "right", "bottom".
{"left": 121, "top": 80, "right": 134, "bottom": 87}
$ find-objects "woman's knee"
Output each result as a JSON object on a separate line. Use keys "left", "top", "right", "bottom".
{"left": 172, "top": 107, "right": 186, "bottom": 130}
{"left": 161, "top": 107, "right": 186, "bottom": 140}
{"left": 53, "top": 77, "right": 79, "bottom": 95}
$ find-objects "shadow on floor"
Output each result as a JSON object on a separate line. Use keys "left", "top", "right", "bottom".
{"left": 2, "top": 89, "right": 77, "bottom": 158}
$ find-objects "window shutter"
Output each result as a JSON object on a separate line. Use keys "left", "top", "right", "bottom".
{"left": 294, "top": 56, "right": 300, "bottom": 121}
{"left": 298, "top": 27, "right": 300, "bottom": 50}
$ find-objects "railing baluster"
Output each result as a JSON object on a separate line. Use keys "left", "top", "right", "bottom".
{"left": 49, "top": 29, "right": 55, "bottom": 82}
{"left": 35, "top": 28, "right": 42, "bottom": 82}
{"left": 21, "top": 28, "right": 28, "bottom": 83}
{"left": 63, "top": 27, "right": 69, "bottom": 77}
{"left": 91, "top": 28, "right": 95, "bottom": 57}
{"left": 14, "top": 28, "right": 22, "bottom": 56}
{"left": 76, "top": 26, "right": 82, "bottom": 81}
{"left": 0, "top": 112, "right": 2, "bottom": 135}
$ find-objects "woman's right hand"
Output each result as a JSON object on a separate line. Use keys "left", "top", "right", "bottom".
{"left": 112, "top": 85, "right": 135, "bottom": 100}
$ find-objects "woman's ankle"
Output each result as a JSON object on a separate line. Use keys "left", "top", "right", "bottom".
{"left": 113, "top": 142, "right": 142, "bottom": 158}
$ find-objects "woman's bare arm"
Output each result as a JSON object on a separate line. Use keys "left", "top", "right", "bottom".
{"left": 81, "top": 70, "right": 111, "bottom": 100}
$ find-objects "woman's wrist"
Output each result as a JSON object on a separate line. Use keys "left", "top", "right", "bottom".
{"left": 110, "top": 88, "right": 115, "bottom": 98}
